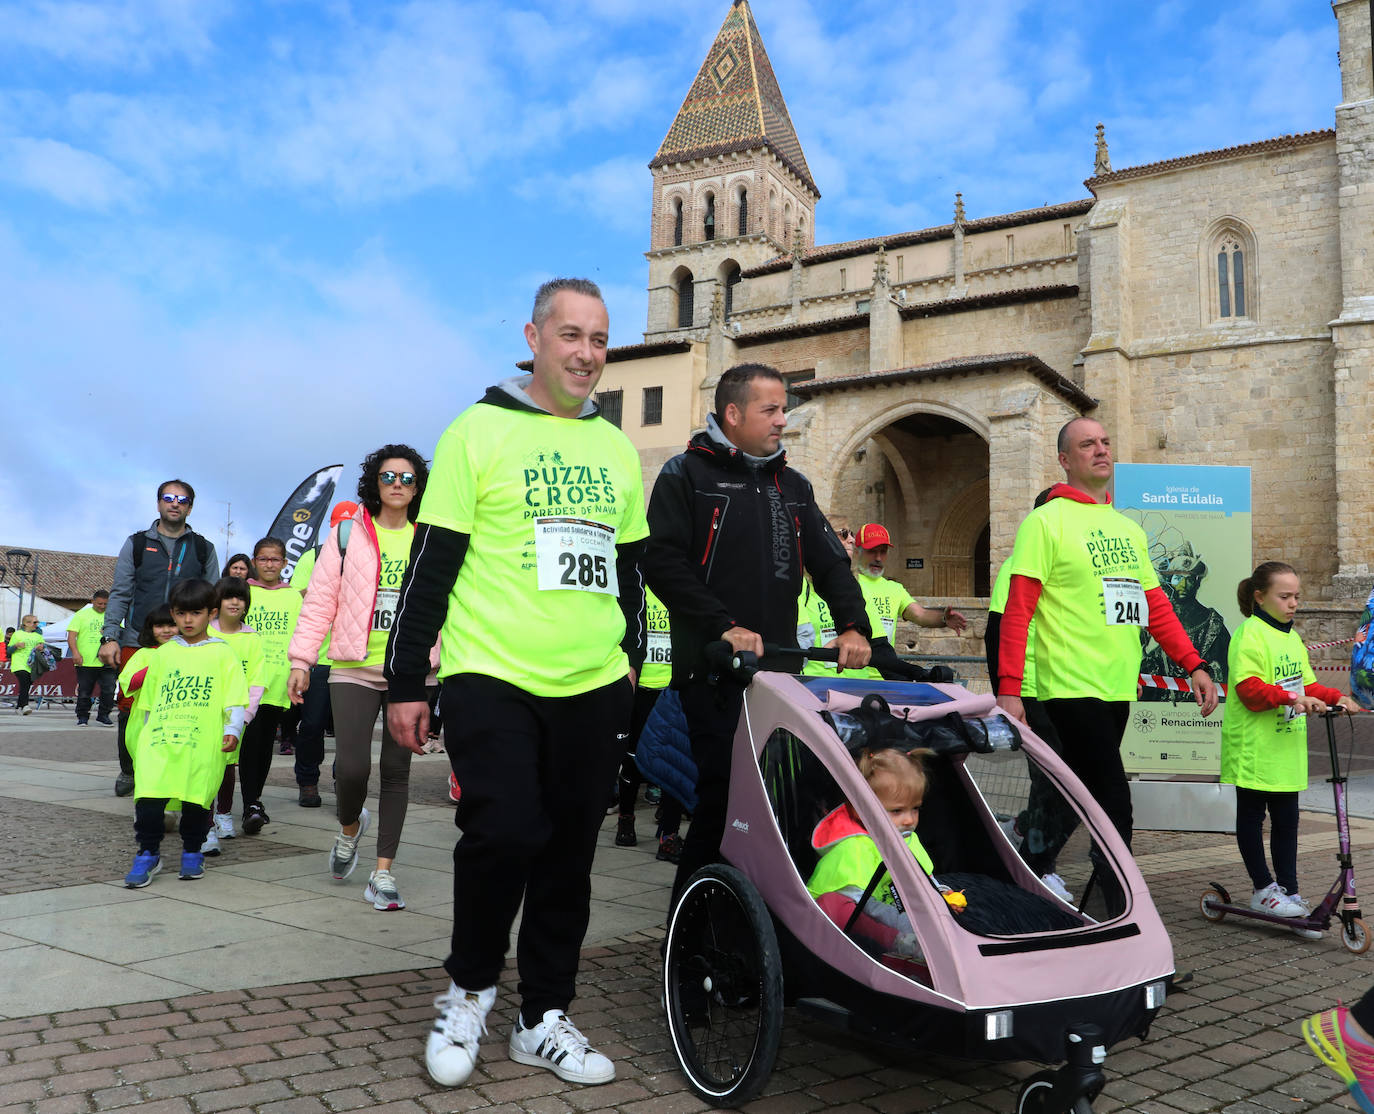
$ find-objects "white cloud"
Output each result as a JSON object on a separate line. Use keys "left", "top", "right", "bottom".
{"left": 0, "top": 0, "right": 229, "bottom": 69}
{"left": 0, "top": 221, "right": 492, "bottom": 555}
{"left": 516, "top": 154, "right": 648, "bottom": 235}
{"left": 0, "top": 136, "right": 137, "bottom": 207}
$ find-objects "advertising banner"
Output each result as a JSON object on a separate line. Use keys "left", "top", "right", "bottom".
{"left": 1114, "top": 463, "right": 1251, "bottom": 776}
{"left": 267, "top": 465, "right": 344, "bottom": 581}
{"left": 1, "top": 659, "right": 77, "bottom": 702}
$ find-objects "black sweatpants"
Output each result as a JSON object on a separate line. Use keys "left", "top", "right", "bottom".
{"left": 1234, "top": 786, "right": 1300, "bottom": 894}
{"left": 238, "top": 704, "right": 286, "bottom": 811}
{"left": 440, "top": 672, "right": 631, "bottom": 1021}
{"left": 134, "top": 798, "right": 211, "bottom": 854}
{"left": 1019, "top": 697, "right": 1081, "bottom": 874}
{"left": 1041, "top": 698, "right": 1132, "bottom": 848}
{"left": 670, "top": 680, "right": 746, "bottom": 912}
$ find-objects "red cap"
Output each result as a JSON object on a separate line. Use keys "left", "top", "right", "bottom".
{"left": 855, "top": 523, "right": 891, "bottom": 550}
{"left": 329, "top": 501, "right": 359, "bottom": 527}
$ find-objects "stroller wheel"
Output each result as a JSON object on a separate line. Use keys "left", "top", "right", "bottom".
{"left": 664, "top": 863, "right": 783, "bottom": 1107}
{"left": 1199, "top": 888, "right": 1227, "bottom": 923}
{"left": 1342, "top": 916, "right": 1371, "bottom": 955}
{"left": 1016, "top": 1069, "right": 1094, "bottom": 1114}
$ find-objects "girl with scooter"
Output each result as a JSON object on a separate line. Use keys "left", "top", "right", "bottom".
{"left": 1221, "top": 561, "right": 1361, "bottom": 920}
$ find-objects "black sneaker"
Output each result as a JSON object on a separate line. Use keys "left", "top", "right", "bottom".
{"left": 615, "top": 815, "right": 637, "bottom": 847}
{"left": 114, "top": 772, "right": 135, "bottom": 797}
{"left": 243, "top": 803, "right": 268, "bottom": 835}
{"left": 656, "top": 832, "right": 684, "bottom": 863}
{"left": 298, "top": 785, "right": 322, "bottom": 808}
{"left": 95, "top": 715, "right": 115, "bottom": 726}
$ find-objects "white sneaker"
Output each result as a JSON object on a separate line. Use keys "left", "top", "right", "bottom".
{"left": 364, "top": 868, "right": 405, "bottom": 911}
{"left": 1041, "top": 872, "right": 1074, "bottom": 903}
{"left": 508, "top": 1009, "right": 615, "bottom": 1085}
{"left": 214, "top": 812, "right": 237, "bottom": 839}
{"left": 201, "top": 828, "right": 221, "bottom": 857}
{"left": 426, "top": 983, "right": 496, "bottom": 1087}
{"left": 329, "top": 808, "right": 370, "bottom": 880}
{"left": 1251, "top": 881, "right": 1304, "bottom": 917}
{"left": 21, "top": 706, "right": 32, "bottom": 715}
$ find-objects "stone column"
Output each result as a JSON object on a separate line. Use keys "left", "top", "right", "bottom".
{"left": 1079, "top": 197, "right": 1134, "bottom": 455}
{"left": 1331, "top": 0, "right": 1374, "bottom": 599}
{"left": 868, "top": 247, "right": 903, "bottom": 372}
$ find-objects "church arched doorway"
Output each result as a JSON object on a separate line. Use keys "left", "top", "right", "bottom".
{"left": 830, "top": 410, "right": 989, "bottom": 602}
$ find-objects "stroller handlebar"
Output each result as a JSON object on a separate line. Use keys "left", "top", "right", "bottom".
{"left": 703, "top": 641, "right": 954, "bottom": 683}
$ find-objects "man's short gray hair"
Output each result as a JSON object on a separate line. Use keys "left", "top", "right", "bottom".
{"left": 531, "top": 278, "right": 604, "bottom": 327}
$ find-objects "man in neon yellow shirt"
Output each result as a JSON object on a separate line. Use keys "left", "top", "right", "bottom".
{"left": 67, "top": 590, "right": 117, "bottom": 725}
{"left": 996, "top": 417, "right": 1219, "bottom": 857}
{"left": 386, "top": 279, "right": 646, "bottom": 1091}
{"left": 850, "top": 522, "right": 967, "bottom": 678}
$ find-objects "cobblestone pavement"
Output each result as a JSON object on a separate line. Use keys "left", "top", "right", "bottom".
{"left": 2, "top": 711, "right": 1372, "bottom": 1113}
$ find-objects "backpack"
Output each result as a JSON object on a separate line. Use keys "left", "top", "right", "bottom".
{"left": 1352, "top": 582, "right": 1374, "bottom": 709}
{"left": 129, "top": 530, "right": 211, "bottom": 573}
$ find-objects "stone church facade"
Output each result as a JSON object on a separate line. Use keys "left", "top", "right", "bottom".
{"left": 589, "top": 0, "right": 1374, "bottom": 651}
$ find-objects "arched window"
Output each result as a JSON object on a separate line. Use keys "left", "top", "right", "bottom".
{"left": 769, "top": 189, "right": 778, "bottom": 240}
{"left": 676, "top": 269, "right": 695, "bottom": 329}
{"left": 1217, "top": 236, "right": 1246, "bottom": 317}
{"left": 720, "top": 261, "right": 742, "bottom": 319}
{"left": 737, "top": 187, "right": 748, "bottom": 236}
{"left": 783, "top": 202, "right": 793, "bottom": 247}
{"left": 798, "top": 214, "right": 806, "bottom": 247}
{"left": 672, "top": 198, "right": 683, "bottom": 247}
{"left": 1200, "top": 219, "right": 1257, "bottom": 324}
{"left": 703, "top": 193, "right": 716, "bottom": 241}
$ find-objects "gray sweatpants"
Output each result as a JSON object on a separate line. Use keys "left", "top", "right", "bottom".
{"left": 329, "top": 682, "right": 413, "bottom": 861}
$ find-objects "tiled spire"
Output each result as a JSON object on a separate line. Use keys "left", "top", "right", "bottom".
{"left": 650, "top": 0, "right": 818, "bottom": 197}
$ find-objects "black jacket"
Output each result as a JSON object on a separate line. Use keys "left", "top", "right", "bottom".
{"left": 644, "top": 428, "right": 869, "bottom": 684}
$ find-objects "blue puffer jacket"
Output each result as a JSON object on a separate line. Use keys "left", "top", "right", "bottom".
{"left": 634, "top": 688, "right": 697, "bottom": 812}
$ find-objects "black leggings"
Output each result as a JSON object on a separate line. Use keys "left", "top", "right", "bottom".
{"left": 134, "top": 798, "right": 211, "bottom": 854}
{"left": 1041, "top": 698, "right": 1132, "bottom": 848}
{"left": 1234, "top": 786, "right": 1300, "bottom": 894}
{"left": 238, "top": 704, "right": 286, "bottom": 811}
{"left": 15, "top": 673, "right": 31, "bottom": 709}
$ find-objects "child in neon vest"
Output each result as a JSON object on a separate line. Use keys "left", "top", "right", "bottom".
{"left": 120, "top": 580, "right": 248, "bottom": 888}
{"left": 1221, "top": 561, "right": 1361, "bottom": 919}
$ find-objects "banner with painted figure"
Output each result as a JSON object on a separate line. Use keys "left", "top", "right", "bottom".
{"left": 267, "top": 465, "right": 344, "bottom": 581}
{"left": 1115, "top": 463, "right": 1251, "bottom": 776}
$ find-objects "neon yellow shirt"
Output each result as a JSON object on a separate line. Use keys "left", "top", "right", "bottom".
{"left": 1220, "top": 616, "right": 1316, "bottom": 792}
{"left": 641, "top": 587, "right": 672, "bottom": 690}
{"left": 860, "top": 575, "right": 915, "bottom": 642}
{"left": 245, "top": 584, "right": 303, "bottom": 707}
{"left": 6, "top": 630, "right": 44, "bottom": 674}
{"left": 119, "top": 646, "right": 159, "bottom": 761}
{"left": 129, "top": 638, "right": 248, "bottom": 807}
{"left": 334, "top": 524, "right": 411, "bottom": 672}
{"left": 1007, "top": 497, "right": 1158, "bottom": 701}
{"left": 806, "top": 829, "right": 935, "bottom": 901}
{"left": 66, "top": 605, "right": 106, "bottom": 666}
{"left": 990, "top": 562, "right": 1036, "bottom": 698}
{"left": 420, "top": 402, "right": 648, "bottom": 697}
{"left": 207, "top": 624, "right": 262, "bottom": 767}
{"left": 798, "top": 581, "right": 840, "bottom": 678}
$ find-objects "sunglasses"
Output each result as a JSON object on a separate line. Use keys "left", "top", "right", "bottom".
{"left": 380, "top": 471, "right": 417, "bottom": 487}
{"left": 160, "top": 494, "right": 191, "bottom": 505}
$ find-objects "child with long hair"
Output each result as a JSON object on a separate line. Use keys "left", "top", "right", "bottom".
{"left": 1221, "top": 561, "right": 1360, "bottom": 920}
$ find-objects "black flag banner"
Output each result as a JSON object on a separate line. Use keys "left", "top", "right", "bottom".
{"left": 268, "top": 465, "right": 344, "bottom": 580}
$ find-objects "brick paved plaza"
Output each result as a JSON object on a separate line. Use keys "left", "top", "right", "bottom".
{"left": 2, "top": 709, "right": 1372, "bottom": 1113}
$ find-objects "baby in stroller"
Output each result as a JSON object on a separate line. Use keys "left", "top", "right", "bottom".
{"left": 806, "top": 742, "right": 1079, "bottom": 959}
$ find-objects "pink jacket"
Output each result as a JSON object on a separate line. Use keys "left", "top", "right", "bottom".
{"left": 287, "top": 508, "right": 440, "bottom": 673}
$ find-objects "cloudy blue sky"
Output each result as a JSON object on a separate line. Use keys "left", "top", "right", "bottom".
{"left": 2, "top": 0, "right": 1340, "bottom": 561}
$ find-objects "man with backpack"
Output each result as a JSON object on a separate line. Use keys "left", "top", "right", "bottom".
{"left": 98, "top": 479, "right": 219, "bottom": 795}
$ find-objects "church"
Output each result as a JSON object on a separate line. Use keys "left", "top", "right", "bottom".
{"left": 587, "top": 0, "right": 1374, "bottom": 642}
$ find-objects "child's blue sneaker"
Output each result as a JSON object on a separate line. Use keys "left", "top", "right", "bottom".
{"left": 179, "top": 851, "right": 205, "bottom": 880}
{"left": 124, "top": 851, "right": 161, "bottom": 888}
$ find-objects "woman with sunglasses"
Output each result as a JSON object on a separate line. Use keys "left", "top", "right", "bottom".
{"left": 288, "top": 444, "right": 437, "bottom": 911}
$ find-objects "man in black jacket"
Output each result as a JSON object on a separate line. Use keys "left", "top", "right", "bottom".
{"left": 644, "top": 363, "right": 871, "bottom": 906}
